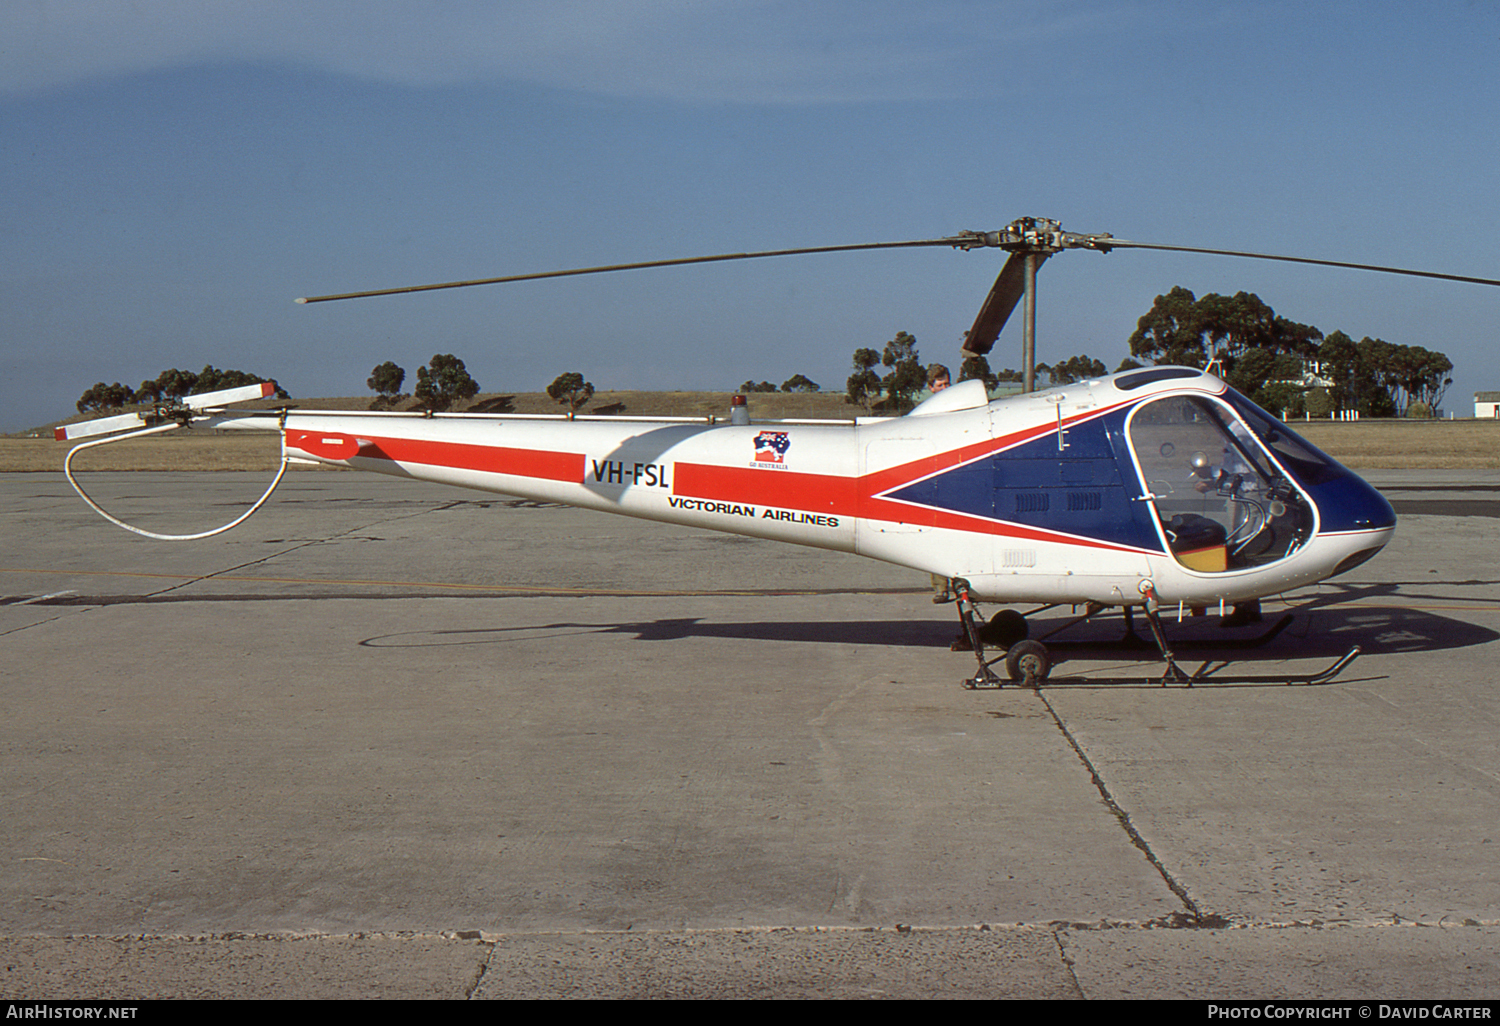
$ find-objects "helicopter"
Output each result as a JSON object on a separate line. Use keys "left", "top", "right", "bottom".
{"left": 55, "top": 217, "right": 1500, "bottom": 688}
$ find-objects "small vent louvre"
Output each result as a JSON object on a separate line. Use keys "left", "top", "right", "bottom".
{"left": 1067, "top": 491, "right": 1103, "bottom": 511}
{"left": 1015, "top": 493, "right": 1049, "bottom": 513}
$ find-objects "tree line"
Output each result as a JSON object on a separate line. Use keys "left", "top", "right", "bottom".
{"left": 843, "top": 331, "right": 1108, "bottom": 414}
{"left": 1127, "top": 287, "right": 1453, "bottom": 418}
{"left": 366, "top": 355, "right": 481, "bottom": 411}
{"left": 839, "top": 286, "right": 1455, "bottom": 418}
{"left": 739, "top": 374, "right": 821, "bottom": 394}
{"left": 77, "top": 366, "right": 286, "bottom": 413}
{"left": 81, "top": 286, "right": 1447, "bottom": 422}
{"left": 370, "top": 363, "right": 827, "bottom": 415}
{"left": 371, "top": 362, "right": 600, "bottom": 413}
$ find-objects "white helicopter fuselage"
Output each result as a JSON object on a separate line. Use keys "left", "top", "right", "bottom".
{"left": 211, "top": 368, "right": 1395, "bottom": 610}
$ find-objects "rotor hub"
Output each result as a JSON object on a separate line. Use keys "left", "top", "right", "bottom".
{"left": 954, "top": 217, "right": 1116, "bottom": 255}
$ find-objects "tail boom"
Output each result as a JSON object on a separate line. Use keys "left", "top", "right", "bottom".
{"left": 241, "top": 410, "right": 863, "bottom": 553}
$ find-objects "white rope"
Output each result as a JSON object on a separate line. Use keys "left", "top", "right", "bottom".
{"left": 65, "top": 423, "right": 289, "bottom": 541}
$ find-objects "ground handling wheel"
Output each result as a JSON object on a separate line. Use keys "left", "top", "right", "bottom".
{"left": 1005, "top": 640, "right": 1051, "bottom": 686}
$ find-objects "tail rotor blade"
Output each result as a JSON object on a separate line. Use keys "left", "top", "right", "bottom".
{"left": 55, "top": 412, "right": 148, "bottom": 441}
{"left": 182, "top": 381, "right": 277, "bottom": 410}
{"left": 54, "top": 382, "right": 276, "bottom": 442}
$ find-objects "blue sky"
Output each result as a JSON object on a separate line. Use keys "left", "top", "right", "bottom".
{"left": 3, "top": 0, "right": 1497, "bottom": 433}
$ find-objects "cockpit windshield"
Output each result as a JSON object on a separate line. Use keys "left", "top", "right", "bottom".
{"left": 1128, "top": 394, "right": 1315, "bottom": 573}
{"left": 1221, "top": 387, "right": 1347, "bottom": 487}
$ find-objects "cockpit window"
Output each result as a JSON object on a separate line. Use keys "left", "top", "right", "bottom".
{"left": 1114, "top": 367, "right": 1202, "bottom": 391}
{"left": 1127, "top": 394, "right": 1315, "bottom": 573}
{"left": 1221, "top": 388, "right": 1345, "bottom": 486}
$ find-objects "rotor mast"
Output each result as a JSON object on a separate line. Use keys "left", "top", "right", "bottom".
{"left": 1023, "top": 251, "right": 1039, "bottom": 394}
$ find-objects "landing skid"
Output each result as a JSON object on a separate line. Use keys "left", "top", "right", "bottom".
{"left": 950, "top": 582, "right": 1361, "bottom": 690}
{"left": 992, "top": 645, "right": 1364, "bottom": 690}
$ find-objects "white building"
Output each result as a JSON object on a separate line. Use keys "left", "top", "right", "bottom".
{"left": 1475, "top": 392, "right": 1500, "bottom": 418}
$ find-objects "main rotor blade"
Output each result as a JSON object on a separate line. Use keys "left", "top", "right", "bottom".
{"left": 961, "top": 251, "right": 1044, "bottom": 356}
{"left": 1101, "top": 239, "right": 1500, "bottom": 288}
{"left": 295, "top": 236, "right": 979, "bottom": 304}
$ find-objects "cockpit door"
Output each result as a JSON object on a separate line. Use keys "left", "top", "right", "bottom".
{"left": 1127, "top": 394, "right": 1315, "bottom": 573}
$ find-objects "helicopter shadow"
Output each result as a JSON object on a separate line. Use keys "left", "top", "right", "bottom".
{"left": 359, "top": 617, "right": 950, "bottom": 650}
{"left": 1037, "top": 581, "right": 1499, "bottom": 667}
{"left": 358, "top": 593, "right": 1498, "bottom": 663}
{"left": 1281, "top": 582, "right": 1500, "bottom": 655}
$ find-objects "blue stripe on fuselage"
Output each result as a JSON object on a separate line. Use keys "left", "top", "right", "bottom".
{"left": 884, "top": 409, "right": 1165, "bottom": 552}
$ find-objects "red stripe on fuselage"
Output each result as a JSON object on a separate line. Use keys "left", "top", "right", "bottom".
{"left": 672, "top": 463, "right": 858, "bottom": 516}
{"left": 285, "top": 430, "right": 584, "bottom": 482}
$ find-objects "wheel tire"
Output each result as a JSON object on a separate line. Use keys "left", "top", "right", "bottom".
{"left": 1005, "top": 640, "right": 1051, "bottom": 685}
{"left": 980, "top": 609, "right": 1028, "bottom": 649}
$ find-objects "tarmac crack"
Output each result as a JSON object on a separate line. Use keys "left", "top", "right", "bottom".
{"left": 466, "top": 938, "right": 499, "bottom": 999}
{"left": 1033, "top": 689, "right": 1225, "bottom": 927}
{"left": 0, "top": 503, "right": 470, "bottom": 627}
{"left": 0, "top": 609, "right": 76, "bottom": 637}
{"left": 143, "top": 502, "right": 469, "bottom": 600}
{"left": 1050, "top": 929, "right": 1087, "bottom": 998}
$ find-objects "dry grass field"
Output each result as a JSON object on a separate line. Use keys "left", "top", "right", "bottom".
{"left": 1295, "top": 419, "right": 1500, "bottom": 469}
{"left": 6, "top": 391, "right": 1498, "bottom": 472}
